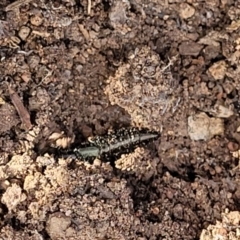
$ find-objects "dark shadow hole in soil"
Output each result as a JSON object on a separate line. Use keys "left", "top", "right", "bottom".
{"left": 39, "top": 228, "right": 51, "bottom": 240}
{"left": 162, "top": 166, "right": 196, "bottom": 183}
{"left": 177, "top": 74, "right": 186, "bottom": 86}
{"left": 232, "top": 101, "right": 240, "bottom": 114}
{"left": 219, "top": 11, "right": 232, "bottom": 26}
{"left": 230, "top": 64, "right": 237, "bottom": 70}
{"left": 232, "top": 197, "right": 240, "bottom": 210}
{"left": 131, "top": 189, "right": 150, "bottom": 203}
{"left": 102, "top": 0, "right": 110, "bottom": 11}
{"left": 100, "top": 46, "right": 129, "bottom": 67}
{"left": 62, "top": 38, "right": 71, "bottom": 48}
{"left": 129, "top": 5, "right": 136, "bottom": 13}
{"left": 0, "top": 10, "right": 6, "bottom": 20}
{"left": 157, "top": 47, "right": 171, "bottom": 62}
{"left": 234, "top": 157, "right": 239, "bottom": 168}
{"left": 41, "top": 165, "right": 47, "bottom": 175}
{"left": 1, "top": 203, "right": 8, "bottom": 218}
{"left": 146, "top": 214, "right": 159, "bottom": 223}
{"left": 47, "top": 25, "right": 54, "bottom": 34}
{"left": 73, "top": 2, "right": 82, "bottom": 13}
{"left": 35, "top": 37, "right": 48, "bottom": 48}
{"left": 226, "top": 88, "right": 237, "bottom": 99}
{"left": 186, "top": 168, "right": 197, "bottom": 182}
{"left": 75, "top": 0, "right": 84, "bottom": 8}
{"left": 29, "top": 110, "right": 37, "bottom": 125}
{"left": 9, "top": 216, "right": 25, "bottom": 231}
{"left": 19, "top": 40, "right": 27, "bottom": 49}
{"left": 129, "top": 2, "right": 143, "bottom": 14}
{"left": 129, "top": 180, "right": 159, "bottom": 207}
{"left": 209, "top": 54, "right": 226, "bottom": 64}
{"left": 6, "top": 129, "right": 18, "bottom": 145}
{"left": 67, "top": 159, "right": 78, "bottom": 170}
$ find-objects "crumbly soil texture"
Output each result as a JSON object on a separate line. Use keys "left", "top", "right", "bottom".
{"left": 1, "top": 0, "right": 240, "bottom": 239}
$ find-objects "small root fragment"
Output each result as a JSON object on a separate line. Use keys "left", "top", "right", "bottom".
{"left": 8, "top": 86, "right": 32, "bottom": 130}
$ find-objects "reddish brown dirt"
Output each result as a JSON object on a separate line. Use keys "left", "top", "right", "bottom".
{"left": 0, "top": 0, "right": 240, "bottom": 239}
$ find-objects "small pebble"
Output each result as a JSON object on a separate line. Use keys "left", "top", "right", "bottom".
{"left": 30, "top": 15, "right": 43, "bottom": 26}
{"left": 179, "top": 3, "right": 195, "bottom": 19}
{"left": 227, "top": 142, "right": 239, "bottom": 152}
{"left": 215, "top": 166, "right": 222, "bottom": 174}
{"left": 18, "top": 26, "right": 31, "bottom": 41}
{"left": 208, "top": 60, "right": 226, "bottom": 80}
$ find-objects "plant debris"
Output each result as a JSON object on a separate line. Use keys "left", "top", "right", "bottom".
{"left": 8, "top": 86, "right": 32, "bottom": 130}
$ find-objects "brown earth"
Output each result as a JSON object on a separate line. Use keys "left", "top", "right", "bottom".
{"left": 0, "top": 0, "right": 240, "bottom": 239}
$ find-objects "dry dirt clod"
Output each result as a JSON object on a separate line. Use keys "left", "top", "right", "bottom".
{"left": 48, "top": 132, "right": 75, "bottom": 148}
{"left": 0, "top": 103, "right": 19, "bottom": 133}
{"left": 46, "top": 213, "right": 72, "bottom": 240}
{"left": 179, "top": 3, "right": 195, "bottom": 19}
{"left": 109, "top": 0, "right": 129, "bottom": 29}
{"left": 18, "top": 26, "right": 31, "bottom": 41}
{"left": 200, "top": 210, "right": 240, "bottom": 240}
{"left": 104, "top": 46, "right": 178, "bottom": 131}
{"left": 210, "top": 104, "right": 234, "bottom": 118}
{"left": 20, "top": 72, "right": 31, "bottom": 83}
{"left": 226, "top": 20, "right": 240, "bottom": 32}
{"left": 208, "top": 60, "right": 227, "bottom": 80}
{"left": 179, "top": 41, "right": 203, "bottom": 56}
{"left": 1, "top": 184, "right": 26, "bottom": 211}
{"left": 30, "top": 14, "right": 43, "bottom": 26}
{"left": 188, "top": 112, "right": 224, "bottom": 141}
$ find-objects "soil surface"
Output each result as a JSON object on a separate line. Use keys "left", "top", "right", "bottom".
{"left": 0, "top": 0, "right": 240, "bottom": 239}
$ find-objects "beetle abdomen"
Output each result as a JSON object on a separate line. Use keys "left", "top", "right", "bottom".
{"left": 73, "top": 128, "right": 160, "bottom": 161}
